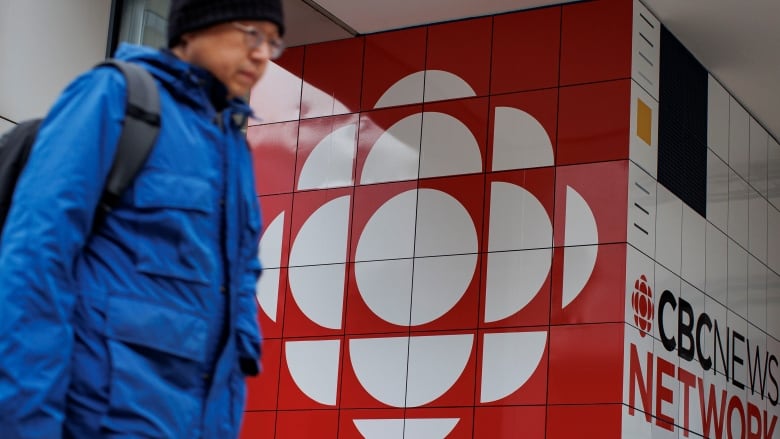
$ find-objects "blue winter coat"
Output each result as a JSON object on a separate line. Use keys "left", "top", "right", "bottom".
{"left": 0, "top": 44, "right": 263, "bottom": 438}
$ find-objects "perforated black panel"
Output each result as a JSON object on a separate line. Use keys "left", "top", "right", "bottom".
{"left": 658, "top": 26, "right": 708, "bottom": 217}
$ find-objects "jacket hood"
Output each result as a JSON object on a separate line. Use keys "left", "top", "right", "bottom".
{"left": 113, "top": 43, "right": 253, "bottom": 118}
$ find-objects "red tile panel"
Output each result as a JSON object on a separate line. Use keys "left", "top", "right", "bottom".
{"left": 249, "top": 46, "right": 303, "bottom": 125}
{"left": 426, "top": 17, "right": 492, "bottom": 99}
{"left": 275, "top": 409, "right": 339, "bottom": 438}
{"left": 257, "top": 268, "right": 287, "bottom": 339}
{"left": 418, "top": 174, "right": 486, "bottom": 255}
{"left": 559, "top": 0, "right": 633, "bottom": 85}
{"left": 551, "top": 164, "right": 629, "bottom": 323}
{"left": 355, "top": 104, "right": 423, "bottom": 185}
{"left": 256, "top": 194, "right": 292, "bottom": 339}
{"left": 475, "top": 327, "right": 549, "bottom": 406}
{"left": 248, "top": 121, "right": 299, "bottom": 196}
{"left": 491, "top": 7, "right": 561, "bottom": 94}
{"left": 344, "top": 260, "right": 413, "bottom": 336}
{"left": 408, "top": 253, "right": 481, "bottom": 332}
{"left": 480, "top": 169, "right": 555, "bottom": 329}
{"left": 474, "top": 405, "right": 546, "bottom": 439}
{"left": 281, "top": 271, "right": 345, "bottom": 337}
{"left": 258, "top": 193, "right": 293, "bottom": 268}
{"left": 340, "top": 333, "right": 406, "bottom": 409}
{"left": 295, "top": 114, "right": 359, "bottom": 190}
{"left": 277, "top": 337, "right": 344, "bottom": 410}
{"left": 421, "top": 97, "right": 489, "bottom": 176}
{"left": 409, "top": 175, "right": 484, "bottom": 333}
{"left": 556, "top": 80, "right": 631, "bottom": 166}
{"left": 546, "top": 404, "right": 623, "bottom": 439}
{"left": 337, "top": 409, "right": 406, "bottom": 439}
{"left": 406, "top": 330, "right": 478, "bottom": 409}
{"left": 404, "top": 407, "right": 475, "bottom": 438}
{"left": 239, "top": 411, "right": 276, "bottom": 439}
{"left": 289, "top": 187, "right": 354, "bottom": 263}
{"left": 340, "top": 408, "right": 474, "bottom": 438}
{"left": 349, "top": 181, "right": 418, "bottom": 263}
{"left": 487, "top": 89, "right": 558, "bottom": 172}
{"left": 283, "top": 188, "right": 352, "bottom": 338}
{"left": 553, "top": 160, "right": 629, "bottom": 246}
{"left": 478, "top": 251, "right": 551, "bottom": 328}
{"left": 362, "top": 28, "right": 427, "bottom": 111}
{"left": 550, "top": 244, "right": 627, "bottom": 325}
{"left": 547, "top": 323, "right": 624, "bottom": 405}
{"left": 245, "top": 338, "right": 282, "bottom": 411}
{"left": 482, "top": 167, "right": 556, "bottom": 253}
{"left": 301, "top": 38, "right": 364, "bottom": 119}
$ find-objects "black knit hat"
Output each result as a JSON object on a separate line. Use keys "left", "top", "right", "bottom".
{"left": 167, "top": 0, "right": 285, "bottom": 48}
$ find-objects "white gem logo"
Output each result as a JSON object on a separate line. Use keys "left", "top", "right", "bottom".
{"left": 255, "top": 70, "right": 600, "bottom": 438}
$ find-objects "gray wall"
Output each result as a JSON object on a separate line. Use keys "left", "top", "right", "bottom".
{"left": 0, "top": 0, "right": 112, "bottom": 124}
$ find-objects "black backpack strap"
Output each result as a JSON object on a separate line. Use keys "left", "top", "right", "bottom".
{"left": 95, "top": 60, "right": 160, "bottom": 223}
{"left": 0, "top": 119, "right": 44, "bottom": 232}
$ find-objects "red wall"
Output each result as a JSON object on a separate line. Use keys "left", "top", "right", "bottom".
{"left": 243, "top": 1, "right": 636, "bottom": 437}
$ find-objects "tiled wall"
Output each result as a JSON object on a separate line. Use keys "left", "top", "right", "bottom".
{"left": 622, "top": 3, "right": 780, "bottom": 439}
{"left": 243, "top": 0, "right": 780, "bottom": 438}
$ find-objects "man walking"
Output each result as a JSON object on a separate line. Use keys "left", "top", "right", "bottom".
{"left": 0, "top": 1, "right": 284, "bottom": 437}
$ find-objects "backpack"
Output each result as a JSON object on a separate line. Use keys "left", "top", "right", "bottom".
{"left": 0, "top": 60, "right": 160, "bottom": 236}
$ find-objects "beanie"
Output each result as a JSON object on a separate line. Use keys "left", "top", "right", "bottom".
{"left": 167, "top": 0, "right": 285, "bottom": 48}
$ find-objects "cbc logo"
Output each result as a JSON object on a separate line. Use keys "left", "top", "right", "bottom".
{"left": 256, "top": 70, "right": 601, "bottom": 438}
{"left": 631, "top": 274, "right": 654, "bottom": 338}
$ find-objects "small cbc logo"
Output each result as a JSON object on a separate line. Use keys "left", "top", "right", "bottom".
{"left": 255, "top": 69, "right": 602, "bottom": 438}
{"left": 631, "top": 274, "right": 654, "bottom": 337}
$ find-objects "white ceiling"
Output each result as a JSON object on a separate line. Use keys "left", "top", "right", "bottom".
{"left": 282, "top": 0, "right": 780, "bottom": 141}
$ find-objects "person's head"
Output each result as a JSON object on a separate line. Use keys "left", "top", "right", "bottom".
{"left": 167, "top": 0, "right": 285, "bottom": 99}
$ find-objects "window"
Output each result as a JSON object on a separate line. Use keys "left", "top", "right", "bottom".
{"left": 116, "top": 0, "right": 170, "bottom": 50}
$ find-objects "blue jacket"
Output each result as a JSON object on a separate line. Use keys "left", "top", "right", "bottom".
{"left": 0, "top": 44, "right": 263, "bottom": 438}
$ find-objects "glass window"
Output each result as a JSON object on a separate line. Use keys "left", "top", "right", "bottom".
{"left": 117, "top": 0, "right": 170, "bottom": 49}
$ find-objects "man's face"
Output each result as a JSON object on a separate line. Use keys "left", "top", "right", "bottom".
{"left": 179, "top": 20, "right": 280, "bottom": 99}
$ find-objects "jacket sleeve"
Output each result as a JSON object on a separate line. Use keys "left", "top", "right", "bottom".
{"left": 236, "top": 165, "right": 263, "bottom": 377}
{"left": 0, "top": 67, "right": 126, "bottom": 438}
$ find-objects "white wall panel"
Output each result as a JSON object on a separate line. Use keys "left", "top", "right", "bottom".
{"left": 706, "top": 222, "right": 728, "bottom": 305}
{"left": 768, "top": 270, "right": 780, "bottom": 340}
{"left": 655, "top": 184, "right": 682, "bottom": 275}
{"left": 631, "top": 0, "right": 659, "bottom": 99}
{"left": 769, "top": 205, "right": 780, "bottom": 274}
{"left": 727, "top": 170, "right": 749, "bottom": 249}
{"left": 680, "top": 204, "right": 705, "bottom": 292}
{"left": 0, "top": 0, "right": 111, "bottom": 122}
{"left": 727, "top": 238, "right": 748, "bottom": 319}
{"left": 769, "top": 137, "right": 780, "bottom": 209}
{"left": 729, "top": 97, "right": 750, "bottom": 180}
{"left": 747, "top": 256, "right": 767, "bottom": 331}
{"left": 749, "top": 117, "right": 768, "bottom": 196}
{"left": 707, "top": 149, "right": 729, "bottom": 232}
{"left": 707, "top": 75, "right": 729, "bottom": 161}
{"left": 627, "top": 162, "right": 656, "bottom": 256}
{"left": 748, "top": 188, "right": 767, "bottom": 264}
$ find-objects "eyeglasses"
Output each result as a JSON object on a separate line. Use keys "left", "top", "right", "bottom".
{"left": 231, "top": 22, "right": 285, "bottom": 60}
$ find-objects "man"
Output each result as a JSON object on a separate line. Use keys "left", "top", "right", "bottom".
{"left": 0, "top": 1, "right": 284, "bottom": 437}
